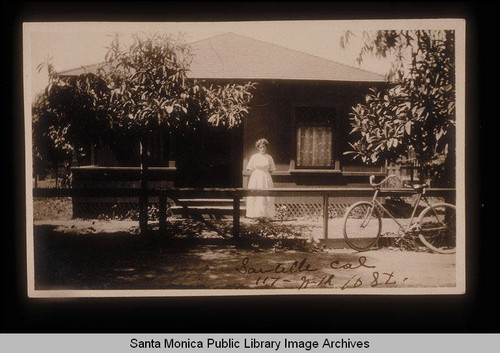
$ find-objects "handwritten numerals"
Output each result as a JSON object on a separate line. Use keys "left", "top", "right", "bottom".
{"left": 255, "top": 276, "right": 280, "bottom": 287}
{"left": 341, "top": 275, "right": 363, "bottom": 290}
{"left": 370, "top": 272, "right": 397, "bottom": 287}
{"left": 236, "top": 256, "right": 408, "bottom": 290}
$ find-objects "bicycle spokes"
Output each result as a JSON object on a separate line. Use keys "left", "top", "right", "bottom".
{"left": 418, "top": 203, "right": 456, "bottom": 254}
{"left": 343, "top": 201, "right": 382, "bottom": 251}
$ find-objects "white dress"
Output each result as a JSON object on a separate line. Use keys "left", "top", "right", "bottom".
{"left": 246, "top": 153, "right": 276, "bottom": 218}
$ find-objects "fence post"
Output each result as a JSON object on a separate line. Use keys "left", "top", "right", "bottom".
{"left": 139, "top": 141, "right": 148, "bottom": 235}
{"left": 323, "top": 194, "right": 329, "bottom": 239}
{"left": 233, "top": 194, "right": 240, "bottom": 238}
{"left": 159, "top": 191, "right": 167, "bottom": 234}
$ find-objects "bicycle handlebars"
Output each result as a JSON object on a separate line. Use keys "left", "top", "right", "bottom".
{"left": 369, "top": 174, "right": 402, "bottom": 188}
{"left": 370, "top": 174, "right": 429, "bottom": 192}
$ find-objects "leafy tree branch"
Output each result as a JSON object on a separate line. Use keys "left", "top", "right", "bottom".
{"left": 341, "top": 30, "right": 456, "bottom": 186}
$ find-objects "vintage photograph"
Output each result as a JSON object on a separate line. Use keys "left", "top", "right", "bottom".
{"left": 24, "top": 19, "right": 465, "bottom": 297}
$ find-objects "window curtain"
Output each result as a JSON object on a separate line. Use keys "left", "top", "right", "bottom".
{"left": 297, "top": 127, "right": 332, "bottom": 167}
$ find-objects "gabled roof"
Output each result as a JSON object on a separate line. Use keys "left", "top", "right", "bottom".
{"left": 59, "top": 32, "right": 385, "bottom": 82}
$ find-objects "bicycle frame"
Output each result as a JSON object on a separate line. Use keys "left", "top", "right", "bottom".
{"left": 368, "top": 188, "right": 434, "bottom": 235}
{"left": 344, "top": 174, "right": 456, "bottom": 253}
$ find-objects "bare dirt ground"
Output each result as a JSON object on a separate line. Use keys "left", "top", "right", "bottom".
{"left": 31, "top": 195, "right": 458, "bottom": 292}
{"left": 32, "top": 218, "right": 457, "bottom": 292}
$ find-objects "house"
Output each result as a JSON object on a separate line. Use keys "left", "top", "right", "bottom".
{"left": 59, "top": 33, "right": 389, "bottom": 217}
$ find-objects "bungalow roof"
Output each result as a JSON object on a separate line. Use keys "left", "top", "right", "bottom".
{"left": 58, "top": 32, "right": 385, "bottom": 82}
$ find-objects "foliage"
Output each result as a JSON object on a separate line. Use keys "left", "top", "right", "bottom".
{"left": 342, "top": 30, "right": 456, "bottom": 186}
{"left": 204, "top": 83, "right": 255, "bottom": 127}
{"left": 32, "top": 90, "right": 71, "bottom": 177}
{"left": 32, "top": 62, "right": 112, "bottom": 181}
{"left": 33, "top": 33, "right": 256, "bottom": 178}
{"left": 275, "top": 205, "right": 293, "bottom": 221}
{"left": 98, "top": 33, "right": 190, "bottom": 139}
{"left": 97, "top": 33, "right": 255, "bottom": 140}
{"left": 33, "top": 197, "right": 73, "bottom": 221}
{"left": 97, "top": 203, "right": 172, "bottom": 222}
{"left": 238, "top": 220, "right": 324, "bottom": 252}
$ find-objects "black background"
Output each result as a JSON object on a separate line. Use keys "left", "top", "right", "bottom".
{"left": 3, "top": 1, "right": 498, "bottom": 333}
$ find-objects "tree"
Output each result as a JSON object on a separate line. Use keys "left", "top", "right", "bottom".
{"left": 33, "top": 32, "right": 256, "bottom": 231}
{"left": 32, "top": 62, "right": 111, "bottom": 186}
{"left": 98, "top": 33, "right": 255, "bottom": 137}
{"left": 342, "top": 30, "right": 456, "bottom": 186}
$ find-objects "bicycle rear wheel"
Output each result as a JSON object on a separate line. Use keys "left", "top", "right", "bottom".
{"left": 343, "top": 201, "right": 382, "bottom": 251}
{"left": 418, "top": 203, "right": 456, "bottom": 254}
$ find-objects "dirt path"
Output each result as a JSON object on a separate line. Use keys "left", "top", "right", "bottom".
{"left": 33, "top": 224, "right": 457, "bottom": 293}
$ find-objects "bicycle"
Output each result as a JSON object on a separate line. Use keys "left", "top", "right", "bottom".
{"left": 343, "top": 175, "right": 456, "bottom": 254}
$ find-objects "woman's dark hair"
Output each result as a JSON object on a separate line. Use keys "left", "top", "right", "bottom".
{"left": 255, "top": 138, "right": 269, "bottom": 148}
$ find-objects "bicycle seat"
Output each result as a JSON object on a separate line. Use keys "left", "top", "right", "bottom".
{"left": 403, "top": 182, "right": 428, "bottom": 192}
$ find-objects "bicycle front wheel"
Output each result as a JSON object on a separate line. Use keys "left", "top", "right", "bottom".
{"left": 343, "top": 201, "right": 382, "bottom": 251}
{"left": 418, "top": 203, "right": 456, "bottom": 254}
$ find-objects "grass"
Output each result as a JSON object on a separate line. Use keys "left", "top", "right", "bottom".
{"left": 33, "top": 197, "right": 73, "bottom": 221}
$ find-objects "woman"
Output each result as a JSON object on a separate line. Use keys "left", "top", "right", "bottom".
{"left": 246, "top": 138, "right": 276, "bottom": 219}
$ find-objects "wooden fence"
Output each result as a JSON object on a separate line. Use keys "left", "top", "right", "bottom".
{"left": 33, "top": 187, "right": 455, "bottom": 239}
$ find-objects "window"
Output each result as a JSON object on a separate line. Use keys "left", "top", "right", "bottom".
{"left": 295, "top": 107, "right": 336, "bottom": 168}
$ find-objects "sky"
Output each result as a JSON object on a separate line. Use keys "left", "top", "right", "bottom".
{"left": 24, "top": 20, "right": 395, "bottom": 101}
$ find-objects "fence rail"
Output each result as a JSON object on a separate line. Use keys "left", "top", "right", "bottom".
{"left": 33, "top": 187, "right": 455, "bottom": 239}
